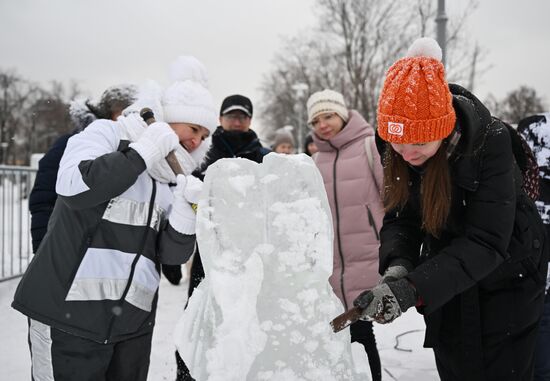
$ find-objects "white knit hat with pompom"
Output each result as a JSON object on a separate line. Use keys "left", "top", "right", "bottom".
{"left": 161, "top": 56, "right": 218, "bottom": 133}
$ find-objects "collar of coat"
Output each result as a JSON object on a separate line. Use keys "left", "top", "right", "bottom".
{"left": 313, "top": 110, "right": 374, "bottom": 151}
{"left": 448, "top": 83, "right": 495, "bottom": 192}
{"left": 211, "top": 126, "right": 263, "bottom": 156}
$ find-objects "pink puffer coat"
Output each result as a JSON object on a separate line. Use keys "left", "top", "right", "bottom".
{"left": 313, "top": 110, "right": 384, "bottom": 310}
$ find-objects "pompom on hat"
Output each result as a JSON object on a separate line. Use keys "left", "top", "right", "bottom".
{"left": 161, "top": 55, "right": 218, "bottom": 134}
{"left": 377, "top": 37, "right": 456, "bottom": 144}
{"left": 306, "top": 89, "right": 349, "bottom": 125}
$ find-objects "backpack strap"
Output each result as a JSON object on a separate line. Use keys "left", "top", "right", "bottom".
{"left": 364, "top": 135, "right": 381, "bottom": 194}
{"left": 504, "top": 121, "right": 540, "bottom": 201}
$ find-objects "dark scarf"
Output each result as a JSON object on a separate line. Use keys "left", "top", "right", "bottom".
{"left": 193, "top": 127, "right": 267, "bottom": 179}
{"left": 211, "top": 127, "right": 263, "bottom": 157}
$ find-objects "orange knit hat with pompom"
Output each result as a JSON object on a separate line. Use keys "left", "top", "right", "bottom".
{"left": 377, "top": 37, "right": 456, "bottom": 144}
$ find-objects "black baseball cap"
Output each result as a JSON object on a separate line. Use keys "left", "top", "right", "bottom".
{"left": 220, "top": 94, "right": 253, "bottom": 117}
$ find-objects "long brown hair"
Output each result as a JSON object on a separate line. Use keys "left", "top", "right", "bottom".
{"left": 383, "top": 143, "right": 451, "bottom": 237}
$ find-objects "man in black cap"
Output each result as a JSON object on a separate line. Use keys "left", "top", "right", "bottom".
{"left": 193, "top": 94, "right": 269, "bottom": 177}
{"left": 174, "top": 94, "right": 270, "bottom": 380}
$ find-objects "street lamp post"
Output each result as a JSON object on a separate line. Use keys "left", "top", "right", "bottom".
{"left": 0, "top": 141, "right": 8, "bottom": 165}
{"left": 292, "top": 83, "right": 309, "bottom": 153}
{"left": 435, "top": 0, "right": 448, "bottom": 66}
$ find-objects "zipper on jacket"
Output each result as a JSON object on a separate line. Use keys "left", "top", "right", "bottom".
{"left": 366, "top": 205, "right": 380, "bottom": 242}
{"left": 330, "top": 143, "right": 348, "bottom": 310}
{"left": 104, "top": 178, "right": 157, "bottom": 343}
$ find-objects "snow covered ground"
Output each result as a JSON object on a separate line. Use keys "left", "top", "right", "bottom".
{"left": 1, "top": 272, "right": 438, "bottom": 380}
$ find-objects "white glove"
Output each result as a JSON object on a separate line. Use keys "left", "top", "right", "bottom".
{"left": 169, "top": 175, "right": 197, "bottom": 235}
{"left": 180, "top": 174, "right": 203, "bottom": 204}
{"left": 129, "top": 122, "right": 179, "bottom": 168}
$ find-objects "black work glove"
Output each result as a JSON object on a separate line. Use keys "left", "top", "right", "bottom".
{"left": 162, "top": 264, "right": 182, "bottom": 285}
{"left": 353, "top": 278, "right": 417, "bottom": 324}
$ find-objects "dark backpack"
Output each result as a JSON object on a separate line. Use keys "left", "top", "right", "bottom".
{"left": 502, "top": 121, "right": 548, "bottom": 288}
{"left": 504, "top": 122, "right": 540, "bottom": 201}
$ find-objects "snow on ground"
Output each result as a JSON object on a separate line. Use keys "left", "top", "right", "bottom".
{"left": 0, "top": 273, "right": 438, "bottom": 380}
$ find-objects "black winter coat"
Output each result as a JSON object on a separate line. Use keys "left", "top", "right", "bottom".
{"left": 28, "top": 133, "right": 72, "bottom": 253}
{"left": 377, "top": 84, "right": 548, "bottom": 380}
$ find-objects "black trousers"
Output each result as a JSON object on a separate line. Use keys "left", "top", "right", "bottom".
{"left": 187, "top": 251, "right": 205, "bottom": 300}
{"left": 28, "top": 319, "right": 152, "bottom": 381}
{"left": 350, "top": 319, "right": 382, "bottom": 381}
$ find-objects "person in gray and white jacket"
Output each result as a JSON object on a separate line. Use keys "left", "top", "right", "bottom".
{"left": 12, "top": 55, "right": 217, "bottom": 381}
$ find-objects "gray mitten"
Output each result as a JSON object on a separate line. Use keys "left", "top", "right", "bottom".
{"left": 379, "top": 265, "right": 409, "bottom": 284}
{"left": 353, "top": 278, "right": 417, "bottom": 324}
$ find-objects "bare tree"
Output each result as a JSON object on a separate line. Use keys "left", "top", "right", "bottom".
{"left": 258, "top": 0, "right": 482, "bottom": 147}
{"left": 23, "top": 86, "right": 71, "bottom": 161}
{"left": 485, "top": 86, "right": 547, "bottom": 125}
{"left": 0, "top": 69, "right": 85, "bottom": 165}
{"left": 30, "top": 81, "right": 81, "bottom": 148}
{"left": 0, "top": 70, "right": 42, "bottom": 164}
{"left": 259, "top": 35, "right": 345, "bottom": 143}
{"left": 317, "top": 0, "right": 422, "bottom": 122}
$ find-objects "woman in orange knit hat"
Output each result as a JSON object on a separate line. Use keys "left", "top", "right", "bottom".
{"left": 353, "top": 37, "right": 548, "bottom": 380}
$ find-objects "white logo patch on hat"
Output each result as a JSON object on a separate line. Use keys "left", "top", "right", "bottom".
{"left": 388, "top": 122, "right": 404, "bottom": 136}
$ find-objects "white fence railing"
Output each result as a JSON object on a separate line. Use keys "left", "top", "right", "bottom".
{"left": 0, "top": 165, "right": 36, "bottom": 282}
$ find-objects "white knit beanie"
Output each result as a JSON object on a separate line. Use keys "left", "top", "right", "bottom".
{"left": 161, "top": 56, "right": 218, "bottom": 134}
{"left": 306, "top": 89, "right": 349, "bottom": 124}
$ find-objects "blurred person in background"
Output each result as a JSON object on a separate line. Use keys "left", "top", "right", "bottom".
{"left": 303, "top": 132, "right": 318, "bottom": 157}
{"left": 271, "top": 126, "right": 295, "bottom": 154}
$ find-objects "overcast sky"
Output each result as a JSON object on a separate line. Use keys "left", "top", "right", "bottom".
{"left": 2, "top": 0, "right": 549, "bottom": 132}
